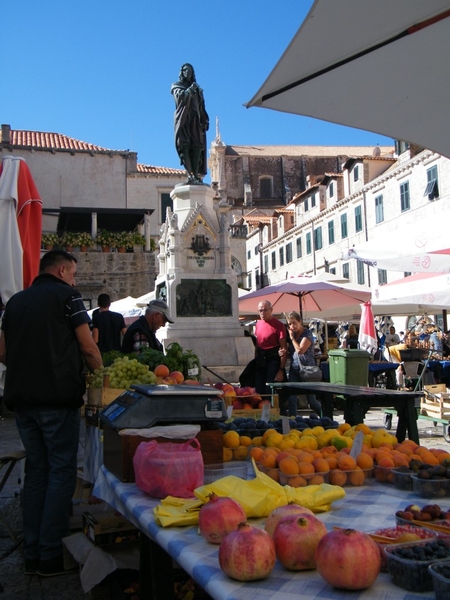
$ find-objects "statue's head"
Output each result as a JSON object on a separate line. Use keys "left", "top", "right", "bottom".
{"left": 179, "top": 63, "right": 196, "bottom": 84}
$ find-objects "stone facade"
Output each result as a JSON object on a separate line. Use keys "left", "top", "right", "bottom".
{"left": 70, "top": 251, "right": 157, "bottom": 308}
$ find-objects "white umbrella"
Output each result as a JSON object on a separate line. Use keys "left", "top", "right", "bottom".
{"left": 238, "top": 275, "right": 371, "bottom": 319}
{"left": 246, "top": 0, "right": 450, "bottom": 159}
{"left": 342, "top": 223, "right": 450, "bottom": 274}
{"left": 374, "top": 272, "right": 450, "bottom": 308}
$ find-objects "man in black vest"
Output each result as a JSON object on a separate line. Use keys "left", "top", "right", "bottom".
{"left": 0, "top": 250, "right": 102, "bottom": 577}
{"left": 121, "top": 299, "right": 173, "bottom": 354}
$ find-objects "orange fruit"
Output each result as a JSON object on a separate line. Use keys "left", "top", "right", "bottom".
{"left": 356, "top": 453, "right": 374, "bottom": 470}
{"left": 154, "top": 364, "right": 170, "bottom": 378}
{"left": 285, "top": 475, "right": 308, "bottom": 488}
{"left": 232, "top": 445, "right": 249, "bottom": 460}
{"left": 223, "top": 431, "right": 240, "bottom": 449}
{"left": 297, "top": 452, "right": 314, "bottom": 464}
{"left": 259, "top": 450, "right": 278, "bottom": 469}
{"left": 239, "top": 435, "right": 252, "bottom": 447}
{"left": 276, "top": 451, "right": 295, "bottom": 466}
{"left": 392, "top": 453, "right": 409, "bottom": 468}
{"left": 337, "top": 454, "right": 357, "bottom": 471}
{"left": 312, "top": 458, "right": 330, "bottom": 473}
{"left": 348, "top": 466, "right": 365, "bottom": 486}
{"left": 377, "top": 456, "right": 395, "bottom": 468}
{"left": 223, "top": 447, "right": 232, "bottom": 461}
{"left": 329, "top": 469, "right": 347, "bottom": 486}
{"left": 265, "top": 468, "right": 280, "bottom": 483}
{"left": 309, "top": 474, "right": 325, "bottom": 485}
{"left": 298, "top": 461, "right": 315, "bottom": 475}
{"left": 325, "top": 456, "right": 338, "bottom": 470}
{"left": 249, "top": 447, "right": 264, "bottom": 461}
{"left": 279, "top": 457, "right": 300, "bottom": 476}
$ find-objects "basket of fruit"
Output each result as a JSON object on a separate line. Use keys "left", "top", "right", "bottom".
{"left": 369, "top": 525, "right": 438, "bottom": 572}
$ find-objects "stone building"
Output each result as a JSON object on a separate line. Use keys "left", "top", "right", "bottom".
{"left": 0, "top": 124, "right": 185, "bottom": 305}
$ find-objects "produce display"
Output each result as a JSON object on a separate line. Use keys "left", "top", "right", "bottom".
{"left": 88, "top": 356, "right": 157, "bottom": 389}
{"left": 371, "top": 525, "right": 438, "bottom": 572}
{"left": 100, "top": 342, "right": 201, "bottom": 382}
{"left": 396, "top": 502, "right": 450, "bottom": 523}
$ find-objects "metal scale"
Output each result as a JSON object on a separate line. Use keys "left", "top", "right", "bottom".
{"left": 99, "top": 384, "right": 227, "bottom": 430}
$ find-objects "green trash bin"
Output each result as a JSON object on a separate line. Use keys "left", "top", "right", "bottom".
{"left": 328, "top": 349, "right": 370, "bottom": 386}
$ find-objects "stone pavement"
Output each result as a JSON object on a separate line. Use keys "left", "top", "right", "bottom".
{"left": 0, "top": 406, "right": 449, "bottom": 599}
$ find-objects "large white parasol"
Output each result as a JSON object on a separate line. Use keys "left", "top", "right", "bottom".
{"left": 246, "top": 0, "right": 450, "bottom": 159}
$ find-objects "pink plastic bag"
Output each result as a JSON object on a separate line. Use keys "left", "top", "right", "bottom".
{"left": 133, "top": 438, "right": 204, "bottom": 499}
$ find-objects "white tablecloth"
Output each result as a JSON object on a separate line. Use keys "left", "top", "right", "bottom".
{"left": 93, "top": 465, "right": 440, "bottom": 599}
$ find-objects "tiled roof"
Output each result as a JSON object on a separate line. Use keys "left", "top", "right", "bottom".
{"left": 4, "top": 129, "right": 120, "bottom": 153}
{"left": 137, "top": 164, "right": 184, "bottom": 175}
{"left": 244, "top": 215, "right": 274, "bottom": 224}
{"left": 226, "top": 145, "right": 394, "bottom": 157}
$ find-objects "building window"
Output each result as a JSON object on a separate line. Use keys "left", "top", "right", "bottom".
{"left": 248, "top": 272, "right": 252, "bottom": 288}
{"left": 357, "top": 261, "right": 365, "bottom": 285}
{"left": 314, "top": 226, "right": 323, "bottom": 250}
{"left": 286, "top": 242, "right": 293, "bottom": 263}
{"left": 271, "top": 251, "right": 276, "bottom": 270}
{"left": 342, "top": 263, "right": 349, "bottom": 279}
{"left": 260, "top": 177, "right": 272, "bottom": 198}
{"left": 161, "top": 193, "right": 173, "bottom": 223}
{"left": 311, "top": 193, "right": 316, "bottom": 208}
{"left": 354, "top": 205, "right": 363, "bottom": 232}
{"left": 404, "top": 271, "right": 411, "bottom": 277}
{"left": 400, "top": 181, "right": 410, "bottom": 212}
{"left": 330, "top": 267, "right": 336, "bottom": 275}
{"left": 296, "top": 237, "right": 302, "bottom": 258}
{"left": 328, "top": 220, "right": 335, "bottom": 244}
{"left": 353, "top": 165, "right": 359, "bottom": 181}
{"left": 378, "top": 269, "right": 387, "bottom": 285}
{"left": 254, "top": 245, "right": 259, "bottom": 255}
{"left": 247, "top": 250, "right": 251, "bottom": 259}
{"left": 306, "top": 232, "right": 312, "bottom": 255}
{"left": 340, "top": 213, "right": 348, "bottom": 239}
{"left": 255, "top": 268, "right": 260, "bottom": 287}
{"left": 304, "top": 198, "right": 309, "bottom": 212}
{"left": 424, "top": 165, "right": 439, "bottom": 200}
{"left": 375, "top": 194, "right": 384, "bottom": 223}
{"left": 329, "top": 182, "right": 334, "bottom": 198}
{"left": 279, "top": 247, "right": 284, "bottom": 266}
{"left": 264, "top": 255, "right": 268, "bottom": 273}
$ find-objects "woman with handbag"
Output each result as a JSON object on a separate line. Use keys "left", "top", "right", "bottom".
{"left": 282, "top": 311, "right": 322, "bottom": 417}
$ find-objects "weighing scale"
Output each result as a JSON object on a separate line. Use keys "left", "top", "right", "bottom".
{"left": 99, "top": 384, "right": 227, "bottom": 430}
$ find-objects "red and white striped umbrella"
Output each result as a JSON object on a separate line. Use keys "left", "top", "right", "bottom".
{"left": 0, "top": 156, "right": 42, "bottom": 303}
{"left": 358, "top": 301, "right": 378, "bottom": 354}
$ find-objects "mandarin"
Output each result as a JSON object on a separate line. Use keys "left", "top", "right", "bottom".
{"left": 279, "top": 457, "right": 300, "bottom": 476}
{"left": 298, "top": 461, "right": 315, "bottom": 475}
{"left": 337, "top": 454, "right": 357, "bottom": 471}
{"left": 329, "top": 469, "right": 347, "bottom": 486}
{"left": 312, "top": 458, "right": 330, "bottom": 473}
{"left": 309, "top": 474, "right": 325, "bottom": 485}
{"left": 356, "top": 453, "right": 374, "bottom": 470}
{"left": 348, "top": 466, "right": 365, "bottom": 486}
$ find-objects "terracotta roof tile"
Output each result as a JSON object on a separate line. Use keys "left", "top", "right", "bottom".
{"left": 6, "top": 129, "right": 118, "bottom": 152}
{"left": 137, "top": 164, "right": 184, "bottom": 175}
{"left": 226, "top": 145, "right": 394, "bottom": 157}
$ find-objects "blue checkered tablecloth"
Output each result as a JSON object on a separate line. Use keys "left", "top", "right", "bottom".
{"left": 93, "top": 465, "right": 437, "bottom": 599}
{"left": 83, "top": 426, "right": 103, "bottom": 484}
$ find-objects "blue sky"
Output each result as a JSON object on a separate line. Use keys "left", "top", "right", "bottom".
{"left": 3, "top": 0, "right": 393, "bottom": 175}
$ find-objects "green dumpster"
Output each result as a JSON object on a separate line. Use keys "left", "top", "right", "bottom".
{"left": 328, "top": 349, "right": 370, "bottom": 386}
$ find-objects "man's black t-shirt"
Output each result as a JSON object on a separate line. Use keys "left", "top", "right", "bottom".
{"left": 92, "top": 310, "right": 126, "bottom": 353}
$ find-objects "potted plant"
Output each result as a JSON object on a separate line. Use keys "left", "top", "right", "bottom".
{"left": 61, "top": 232, "right": 82, "bottom": 251}
{"left": 78, "top": 232, "right": 95, "bottom": 252}
{"left": 41, "top": 232, "right": 60, "bottom": 250}
{"left": 95, "top": 230, "right": 115, "bottom": 252}
{"left": 116, "top": 232, "right": 132, "bottom": 253}
{"left": 131, "top": 231, "right": 146, "bottom": 252}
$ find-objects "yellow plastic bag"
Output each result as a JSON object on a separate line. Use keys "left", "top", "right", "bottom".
{"left": 153, "top": 460, "right": 345, "bottom": 527}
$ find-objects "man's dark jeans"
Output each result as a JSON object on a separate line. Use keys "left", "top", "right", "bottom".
{"left": 15, "top": 407, "right": 80, "bottom": 561}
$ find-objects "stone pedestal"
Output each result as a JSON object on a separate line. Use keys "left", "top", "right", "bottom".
{"left": 155, "top": 184, "right": 253, "bottom": 382}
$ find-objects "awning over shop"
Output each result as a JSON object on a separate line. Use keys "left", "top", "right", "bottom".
{"left": 42, "top": 207, "right": 153, "bottom": 233}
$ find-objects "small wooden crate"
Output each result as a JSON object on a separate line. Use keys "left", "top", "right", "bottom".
{"left": 420, "top": 395, "right": 450, "bottom": 420}
{"left": 87, "top": 387, "right": 125, "bottom": 407}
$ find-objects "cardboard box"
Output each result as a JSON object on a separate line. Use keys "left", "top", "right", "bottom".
{"left": 103, "top": 424, "right": 223, "bottom": 482}
{"left": 87, "top": 387, "right": 125, "bottom": 407}
{"left": 421, "top": 385, "right": 450, "bottom": 420}
{"left": 82, "top": 511, "right": 140, "bottom": 546}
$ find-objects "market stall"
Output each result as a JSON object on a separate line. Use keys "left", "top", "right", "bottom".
{"left": 93, "top": 465, "right": 437, "bottom": 600}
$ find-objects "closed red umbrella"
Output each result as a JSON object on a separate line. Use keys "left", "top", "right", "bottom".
{"left": 0, "top": 156, "right": 42, "bottom": 302}
{"left": 358, "top": 301, "right": 378, "bottom": 354}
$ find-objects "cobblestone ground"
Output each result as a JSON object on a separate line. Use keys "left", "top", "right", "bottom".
{"left": 0, "top": 408, "right": 449, "bottom": 599}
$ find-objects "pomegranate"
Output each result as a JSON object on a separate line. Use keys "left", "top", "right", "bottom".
{"left": 219, "top": 523, "right": 276, "bottom": 581}
{"left": 315, "top": 529, "right": 381, "bottom": 590}
{"left": 198, "top": 493, "right": 246, "bottom": 544}
{"left": 273, "top": 514, "right": 327, "bottom": 570}
{"left": 265, "top": 503, "right": 314, "bottom": 537}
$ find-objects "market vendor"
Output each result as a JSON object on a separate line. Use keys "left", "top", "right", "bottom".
{"left": 122, "top": 299, "right": 173, "bottom": 354}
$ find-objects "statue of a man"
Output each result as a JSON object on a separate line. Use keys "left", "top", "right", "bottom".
{"left": 171, "top": 63, "right": 209, "bottom": 184}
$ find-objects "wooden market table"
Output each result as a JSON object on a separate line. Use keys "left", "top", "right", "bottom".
{"left": 270, "top": 382, "right": 422, "bottom": 444}
{"left": 93, "top": 465, "right": 436, "bottom": 600}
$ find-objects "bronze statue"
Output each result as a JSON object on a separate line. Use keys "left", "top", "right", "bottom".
{"left": 171, "top": 63, "right": 209, "bottom": 184}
